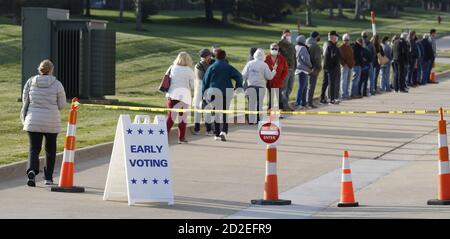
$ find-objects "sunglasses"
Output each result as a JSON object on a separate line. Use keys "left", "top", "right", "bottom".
{"left": 271, "top": 48, "right": 279, "bottom": 50}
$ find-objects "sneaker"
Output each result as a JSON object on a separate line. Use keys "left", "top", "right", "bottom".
{"left": 309, "top": 104, "right": 318, "bottom": 109}
{"left": 214, "top": 136, "right": 221, "bottom": 141}
{"left": 295, "top": 105, "right": 305, "bottom": 111}
{"left": 192, "top": 131, "right": 200, "bottom": 136}
{"left": 27, "top": 171, "right": 36, "bottom": 187}
{"left": 219, "top": 132, "right": 227, "bottom": 142}
{"left": 205, "top": 131, "right": 215, "bottom": 136}
{"left": 330, "top": 100, "right": 340, "bottom": 105}
{"left": 178, "top": 139, "right": 188, "bottom": 144}
{"left": 44, "top": 180, "right": 54, "bottom": 185}
{"left": 319, "top": 99, "right": 328, "bottom": 105}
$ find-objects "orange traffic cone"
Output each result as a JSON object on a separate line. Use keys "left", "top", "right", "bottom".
{"left": 337, "top": 151, "right": 359, "bottom": 207}
{"left": 428, "top": 108, "right": 450, "bottom": 205}
{"left": 251, "top": 145, "right": 291, "bottom": 205}
{"left": 51, "top": 98, "right": 85, "bottom": 193}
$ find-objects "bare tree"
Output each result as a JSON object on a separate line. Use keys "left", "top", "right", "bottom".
{"left": 306, "top": 0, "right": 312, "bottom": 25}
{"left": 85, "top": 0, "right": 91, "bottom": 16}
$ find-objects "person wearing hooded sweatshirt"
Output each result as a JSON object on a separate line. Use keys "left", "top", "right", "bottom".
{"left": 339, "top": 33, "right": 355, "bottom": 100}
{"left": 242, "top": 48, "right": 276, "bottom": 124}
{"left": 21, "top": 59, "right": 66, "bottom": 187}
{"left": 294, "top": 35, "right": 313, "bottom": 109}
{"left": 304, "top": 32, "right": 323, "bottom": 108}
{"left": 420, "top": 33, "right": 434, "bottom": 85}
{"left": 278, "top": 30, "right": 296, "bottom": 111}
{"left": 265, "top": 43, "right": 289, "bottom": 111}
{"left": 321, "top": 31, "right": 341, "bottom": 105}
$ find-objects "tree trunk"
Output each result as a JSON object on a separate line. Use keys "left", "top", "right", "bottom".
{"left": 205, "top": 0, "right": 214, "bottom": 21}
{"left": 135, "top": 0, "right": 142, "bottom": 31}
{"left": 354, "top": 0, "right": 360, "bottom": 20}
{"left": 306, "top": 0, "right": 312, "bottom": 25}
{"left": 338, "top": 1, "right": 344, "bottom": 18}
{"left": 85, "top": 0, "right": 91, "bottom": 16}
{"left": 329, "top": 8, "right": 334, "bottom": 19}
{"left": 119, "top": 0, "right": 124, "bottom": 22}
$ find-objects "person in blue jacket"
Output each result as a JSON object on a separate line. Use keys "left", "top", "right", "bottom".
{"left": 202, "top": 49, "right": 243, "bottom": 142}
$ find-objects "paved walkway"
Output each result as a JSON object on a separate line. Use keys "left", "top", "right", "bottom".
{"left": 1, "top": 76, "right": 450, "bottom": 218}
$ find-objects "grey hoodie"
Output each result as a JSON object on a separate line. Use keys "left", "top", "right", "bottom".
{"left": 21, "top": 75, "right": 67, "bottom": 134}
{"left": 242, "top": 48, "right": 275, "bottom": 88}
{"left": 295, "top": 35, "right": 313, "bottom": 75}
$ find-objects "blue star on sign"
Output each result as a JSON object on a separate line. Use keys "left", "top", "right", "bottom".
{"left": 159, "top": 129, "right": 165, "bottom": 135}
{"left": 163, "top": 178, "right": 170, "bottom": 184}
{"left": 127, "top": 129, "right": 133, "bottom": 135}
{"left": 138, "top": 128, "right": 144, "bottom": 135}
{"left": 142, "top": 178, "right": 148, "bottom": 184}
{"left": 152, "top": 178, "right": 158, "bottom": 184}
{"left": 131, "top": 178, "right": 137, "bottom": 184}
{"left": 148, "top": 129, "right": 154, "bottom": 135}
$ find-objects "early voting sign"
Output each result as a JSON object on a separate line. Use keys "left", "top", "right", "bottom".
{"left": 103, "top": 114, "right": 174, "bottom": 206}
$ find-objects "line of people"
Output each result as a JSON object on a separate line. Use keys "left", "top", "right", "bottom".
{"left": 163, "top": 28, "right": 439, "bottom": 144}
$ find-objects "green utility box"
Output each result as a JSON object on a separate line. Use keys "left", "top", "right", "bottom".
{"left": 22, "top": 7, "right": 116, "bottom": 99}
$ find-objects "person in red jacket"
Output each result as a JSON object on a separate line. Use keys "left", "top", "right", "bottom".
{"left": 265, "top": 43, "right": 289, "bottom": 111}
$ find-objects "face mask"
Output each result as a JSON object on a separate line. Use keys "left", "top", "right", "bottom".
{"left": 286, "top": 36, "right": 292, "bottom": 43}
{"left": 270, "top": 49, "right": 279, "bottom": 56}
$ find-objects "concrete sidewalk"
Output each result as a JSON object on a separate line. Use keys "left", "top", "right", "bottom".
{"left": 1, "top": 77, "right": 450, "bottom": 218}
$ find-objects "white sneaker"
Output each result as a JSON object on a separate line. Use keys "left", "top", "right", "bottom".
{"left": 206, "top": 131, "right": 215, "bottom": 136}
{"left": 214, "top": 136, "right": 221, "bottom": 141}
{"left": 219, "top": 132, "right": 227, "bottom": 142}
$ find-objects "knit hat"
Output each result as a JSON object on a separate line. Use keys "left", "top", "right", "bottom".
{"left": 296, "top": 35, "right": 306, "bottom": 44}
{"left": 310, "top": 31, "right": 320, "bottom": 38}
{"left": 343, "top": 33, "right": 350, "bottom": 41}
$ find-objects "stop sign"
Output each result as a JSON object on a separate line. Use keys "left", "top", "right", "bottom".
{"left": 259, "top": 122, "right": 281, "bottom": 145}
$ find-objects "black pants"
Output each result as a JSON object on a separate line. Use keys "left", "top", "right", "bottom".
{"left": 209, "top": 95, "right": 232, "bottom": 137}
{"left": 194, "top": 100, "right": 213, "bottom": 133}
{"left": 321, "top": 68, "right": 340, "bottom": 101}
{"left": 393, "top": 61, "right": 406, "bottom": 91}
{"left": 27, "top": 132, "right": 58, "bottom": 180}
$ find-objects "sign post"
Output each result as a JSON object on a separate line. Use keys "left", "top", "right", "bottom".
{"left": 251, "top": 113, "right": 291, "bottom": 205}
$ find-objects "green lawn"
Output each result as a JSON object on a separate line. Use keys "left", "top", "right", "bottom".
{"left": 1, "top": 8, "right": 450, "bottom": 165}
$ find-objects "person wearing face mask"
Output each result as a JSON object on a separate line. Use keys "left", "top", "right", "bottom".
{"left": 242, "top": 48, "right": 276, "bottom": 124}
{"left": 278, "top": 29, "right": 296, "bottom": 111}
{"left": 320, "top": 31, "right": 341, "bottom": 105}
{"left": 294, "top": 35, "right": 313, "bottom": 109}
{"left": 304, "top": 32, "right": 322, "bottom": 108}
{"left": 361, "top": 31, "right": 377, "bottom": 95}
{"left": 339, "top": 33, "right": 355, "bottom": 100}
{"left": 193, "top": 48, "right": 214, "bottom": 136}
{"left": 265, "top": 43, "right": 289, "bottom": 111}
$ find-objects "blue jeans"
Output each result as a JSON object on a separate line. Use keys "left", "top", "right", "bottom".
{"left": 421, "top": 60, "right": 431, "bottom": 85}
{"left": 368, "top": 63, "right": 375, "bottom": 94}
{"left": 380, "top": 64, "right": 391, "bottom": 91}
{"left": 295, "top": 72, "right": 308, "bottom": 106}
{"left": 340, "top": 66, "right": 351, "bottom": 98}
{"left": 351, "top": 66, "right": 361, "bottom": 97}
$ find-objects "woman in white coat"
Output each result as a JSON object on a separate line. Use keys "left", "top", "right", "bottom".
{"left": 242, "top": 48, "right": 276, "bottom": 124}
{"left": 21, "top": 59, "right": 66, "bottom": 187}
{"left": 166, "top": 52, "right": 195, "bottom": 144}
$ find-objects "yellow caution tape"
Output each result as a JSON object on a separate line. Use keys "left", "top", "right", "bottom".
{"left": 80, "top": 103, "right": 449, "bottom": 115}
